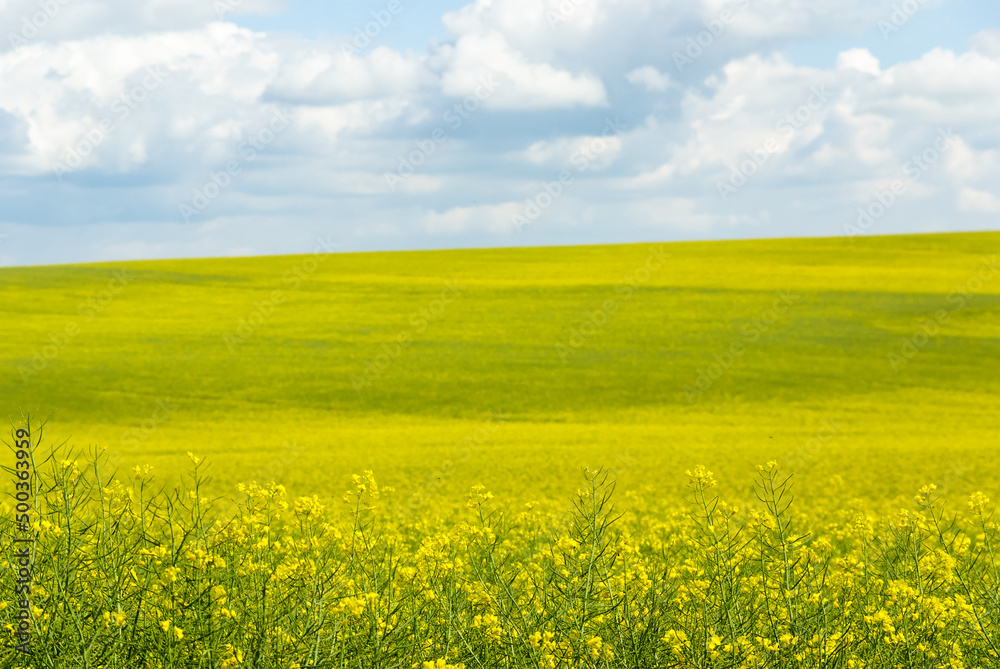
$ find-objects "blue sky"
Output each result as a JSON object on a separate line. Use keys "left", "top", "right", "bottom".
{"left": 232, "top": 0, "right": 466, "bottom": 48}
{"left": 0, "top": 0, "right": 998, "bottom": 266}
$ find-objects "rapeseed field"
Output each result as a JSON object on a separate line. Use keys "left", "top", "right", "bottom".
{"left": 1, "top": 232, "right": 999, "bottom": 666}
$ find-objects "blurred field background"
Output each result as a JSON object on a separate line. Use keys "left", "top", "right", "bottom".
{"left": 2, "top": 231, "right": 998, "bottom": 517}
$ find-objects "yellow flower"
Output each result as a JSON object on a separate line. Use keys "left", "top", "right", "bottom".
{"left": 914, "top": 483, "right": 937, "bottom": 506}
{"left": 968, "top": 491, "right": 990, "bottom": 515}
{"left": 466, "top": 485, "right": 494, "bottom": 509}
{"left": 422, "top": 660, "right": 464, "bottom": 669}
{"left": 102, "top": 611, "right": 127, "bottom": 628}
{"left": 221, "top": 644, "right": 244, "bottom": 669}
{"left": 131, "top": 465, "right": 154, "bottom": 479}
{"left": 685, "top": 466, "right": 716, "bottom": 488}
{"left": 661, "top": 629, "right": 690, "bottom": 651}
{"left": 294, "top": 495, "right": 326, "bottom": 518}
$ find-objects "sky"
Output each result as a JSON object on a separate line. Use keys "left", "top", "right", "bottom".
{"left": 0, "top": 0, "right": 998, "bottom": 266}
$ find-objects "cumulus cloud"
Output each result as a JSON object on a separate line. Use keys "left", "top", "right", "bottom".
{"left": 438, "top": 0, "right": 906, "bottom": 84}
{"left": 958, "top": 188, "right": 1000, "bottom": 213}
{"left": 515, "top": 133, "right": 622, "bottom": 170}
{"left": 265, "top": 44, "right": 430, "bottom": 104}
{"left": 424, "top": 202, "right": 524, "bottom": 234}
{"left": 0, "top": 0, "right": 997, "bottom": 265}
{"left": 435, "top": 31, "right": 607, "bottom": 109}
{"left": 627, "top": 196, "right": 716, "bottom": 232}
{"left": 836, "top": 48, "right": 881, "bottom": 76}
{"left": 1, "top": 0, "right": 286, "bottom": 50}
{"left": 0, "top": 23, "right": 285, "bottom": 175}
{"left": 651, "top": 54, "right": 836, "bottom": 181}
{"left": 625, "top": 66, "right": 672, "bottom": 92}
{"left": 970, "top": 29, "right": 1000, "bottom": 58}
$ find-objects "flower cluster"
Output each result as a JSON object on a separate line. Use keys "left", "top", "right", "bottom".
{"left": 0, "top": 451, "right": 997, "bottom": 668}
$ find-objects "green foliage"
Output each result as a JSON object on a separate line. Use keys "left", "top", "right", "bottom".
{"left": 0, "top": 435, "right": 998, "bottom": 667}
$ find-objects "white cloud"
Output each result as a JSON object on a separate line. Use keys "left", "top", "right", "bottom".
{"left": 971, "top": 29, "right": 1000, "bottom": 58}
{"left": 0, "top": 0, "right": 286, "bottom": 48}
{"left": 625, "top": 66, "right": 672, "bottom": 92}
{"left": 436, "top": 31, "right": 607, "bottom": 110}
{"left": 627, "top": 196, "right": 716, "bottom": 232}
{"left": 0, "top": 0, "right": 998, "bottom": 265}
{"left": 294, "top": 100, "right": 410, "bottom": 143}
{"left": 0, "top": 24, "right": 434, "bottom": 178}
{"left": 655, "top": 54, "right": 835, "bottom": 179}
{"left": 942, "top": 138, "right": 998, "bottom": 182}
{"left": 867, "top": 47, "right": 1000, "bottom": 126}
{"left": 618, "top": 40, "right": 1000, "bottom": 210}
{"left": 618, "top": 162, "right": 677, "bottom": 189}
{"left": 440, "top": 0, "right": 903, "bottom": 67}
{"left": 425, "top": 202, "right": 524, "bottom": 234}
{"left": 958, "top": 188, "right": 1000, "bottom": 213}
{"left": 515, "top": 134, "right": 622, "bottom": 170}
{"left": 836, "top": 48, "right": 881, "bottom": 76}
{"left": 265, "top": 45, "right": 430, "bottom": 103}
{"left": 0, "top": 23, "right": 289, "bottom": 174}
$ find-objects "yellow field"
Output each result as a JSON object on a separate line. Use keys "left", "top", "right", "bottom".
{"left": 1, "top": 232, "right": 999, "bottom": 666}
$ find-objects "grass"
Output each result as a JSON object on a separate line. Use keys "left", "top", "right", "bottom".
{"left": 0, "top": 231, "right": 999, "bottom": 665}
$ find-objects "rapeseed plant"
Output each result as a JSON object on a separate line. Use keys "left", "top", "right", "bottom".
{"left": 1, "top": 429, "right": 999, "bottom": 667}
